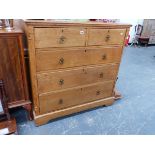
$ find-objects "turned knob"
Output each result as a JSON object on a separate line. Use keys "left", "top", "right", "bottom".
{"left": 59, "top": 79, "right": 64, "bottom": 85}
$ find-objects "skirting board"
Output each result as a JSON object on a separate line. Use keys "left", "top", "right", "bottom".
{"left": 34, "top": 97, "right": 114, "bottom": 126}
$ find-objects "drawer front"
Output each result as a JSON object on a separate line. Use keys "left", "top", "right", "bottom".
{"left": 88, "top": 29, "right": 126, "bottom": 45}
{"left": 36, "top": 46, "right": 122, "bottom": 72}
{"left": 34, "top": 28, "right": 86, "bottom": 48}
{"left": 39, "top": 81, "right": 114, "bottom": 114}
{"left": 37, "top": 64, "right": 118, "bottom": 94}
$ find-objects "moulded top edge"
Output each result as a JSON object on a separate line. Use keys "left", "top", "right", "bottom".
{"left": 24, "top": 20, "right": 132, "bottom": 28}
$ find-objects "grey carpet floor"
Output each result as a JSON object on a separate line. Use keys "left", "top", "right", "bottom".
{"left": 11, "top": 46, "right": 155, "bottom": 135}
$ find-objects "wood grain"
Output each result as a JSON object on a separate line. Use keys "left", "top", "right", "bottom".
{"left": 24, "top": 20, "right": 131, "bottom": 29}
{"left": 36, "top": 46, "right": 122, "bottom": 72}
{"left": 35, "top": 27, "right": 86, "bottom": 48}
{"left": 24, "top": 20, "right": 131, "bottom": 125}
{"left": 39, "top": 81, "right": 114, "bottom": 114}
{"left": 26, "top": 25, "right": 39, "bottom": 114}
{"left": 0, "top": 30, "right": 32, "bottom": 120}
{"left": 35, "top": 97, "right": 114, "bottom": 126}
{"left": 88, "top": 29, "right": 126, "bottom": 45}
{"left": 0, "top": 37, "right": 25, "bottom": 103}
{"left": 37, "top": 64, "right": 119, "bottom": 94}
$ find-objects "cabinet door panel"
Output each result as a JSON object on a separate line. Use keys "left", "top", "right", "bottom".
{"left": 0, "top": 37, "right": 25, "bottom": 104}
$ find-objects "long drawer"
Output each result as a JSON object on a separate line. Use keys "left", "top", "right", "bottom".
{"left": 34, "top": 27, "right": 86, "bottom": 48}
{"left": 39, "top": 81, "right": 114, "bottom": 114}
{"left": 37, "top": 64, "right": 118, "bottom": 94}
{"left": 88, "top": 29, "right": 126, "bottom": 46}
{"left": 36, "top": 46, "right": 122, "bottom": 72}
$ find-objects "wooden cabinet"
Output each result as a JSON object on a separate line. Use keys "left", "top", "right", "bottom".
{"left": 24, "top": 20, "right": 131, "bottom": 126}
{"left": 0, "top": 29, "right": 32, "bottom": 120}
{"left": 0, "top": 37, "right": 25, "bottom": 103}
{"left": 141, "top": 19, "right": 155, "bottom": 44}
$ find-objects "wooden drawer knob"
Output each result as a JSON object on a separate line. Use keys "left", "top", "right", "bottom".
{"left": 102, "top": 54, "right": 106, "bottom": 60}
{"left": 96, "top": 90, "right": 100, "bottom": 95}
{"left": 99, "top": 72, "right": 104, "bottom": 78}
{"left": 59, "top": 36, "right": 66, "bottom": 44}
{"left": 83, "top": 68, "right": 87, "bottom": 74}
{"left": 59, "top": 79, "right": 64, "bottom": 85}
{"left": 59, "top": 58, "right": 64, "bottom": 64}
{"left": 105, "top": 35, "right": 110, "bottom": 41}
{"left": 59, "top": 99, "right": 63, "bottom": 104}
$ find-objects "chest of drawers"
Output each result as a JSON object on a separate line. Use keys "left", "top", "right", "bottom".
{"left": 24, "top": 20, "right": 131, "bottom": 126}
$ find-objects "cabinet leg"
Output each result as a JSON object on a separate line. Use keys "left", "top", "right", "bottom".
{"left": 23, "top": 104, "right": 33, "bottom": 121}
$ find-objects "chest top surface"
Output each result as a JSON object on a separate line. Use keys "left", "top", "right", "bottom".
{"left": 24, "top": 20, "right": 131, "bottom": 28}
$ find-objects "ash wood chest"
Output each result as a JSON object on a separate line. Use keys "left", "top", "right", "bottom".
{"left": 24, "top": 20, "right": 131, "bottom": 126}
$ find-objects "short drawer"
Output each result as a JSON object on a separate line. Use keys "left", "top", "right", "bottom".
{"left": 37, "top": 64, "right": 118, "bottom": 94}
{"left": 88, "top": 29, "right": 126, "bottom": 45}
{"left": 34, "top": 27, "right": 86, "bottom": 48}
{"left": 36, "top": 46, "right": 122, "bottom": 72}
{"left": 39, "top": 81, "right": 114, "bottom": 114}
